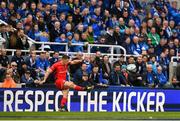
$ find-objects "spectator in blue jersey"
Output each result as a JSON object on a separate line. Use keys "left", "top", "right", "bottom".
{"left": 40, "top": 0, "right": 55, "bottom": 5}
{"left": 143, "top": 64, "right": 158, "bottom": 88}
{"left": 70, "top": 33, "right": 84, "bottom": 52}
{"left": 57, "top": 0, "right": 70, "bottom": 14}
{"left": 158, "top": 48, "right": 170, "bottom": 78}
{"left": 166, "top": 1, "right": 180, "bottom": 25}
{"left": 156, "top": 65, "right": 169, "bottom": 88}
{"left": 53, "top": 33, "right": 68, "bottom": 51}
{"left": 130, "top": 36, "right": 142, "bottom": 55}
{"left": 49, "top": 51, "right": 59, "bottom": 66}
{"left": 35, "top": 52, "right": 50, "bottom": 78}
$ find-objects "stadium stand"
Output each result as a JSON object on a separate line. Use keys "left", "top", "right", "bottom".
{"left": 0, "top": 0, "right": 179, "bottom": 88}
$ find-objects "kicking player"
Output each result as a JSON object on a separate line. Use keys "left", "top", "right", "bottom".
{"left": 40, "top": 55, "right": 94, "bottom": 111}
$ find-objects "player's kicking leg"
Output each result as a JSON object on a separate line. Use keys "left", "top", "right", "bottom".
{"left": 64, "top": 81, "right": 94, "bottom": 92}
{"left": 59, "top": 89, "right": 69, "bottom": 112}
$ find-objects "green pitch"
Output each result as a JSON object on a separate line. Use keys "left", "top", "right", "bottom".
{"left": 0, "top": 112, "right": 180, "bottom": 120}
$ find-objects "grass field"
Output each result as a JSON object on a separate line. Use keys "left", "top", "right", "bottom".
{"left": 0, "top": 112, "right": 180, "bottom": 120}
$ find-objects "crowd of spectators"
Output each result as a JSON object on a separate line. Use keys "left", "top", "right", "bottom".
{"left": 0, "top": 0, "right": 180, "bottom": 88}
{"left": 0, "top": 49, "right": 180, "bottom": 88}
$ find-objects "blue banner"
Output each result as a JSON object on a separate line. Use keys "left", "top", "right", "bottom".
{"left": 0, "top": 87, "right": 180, "bottom": 112}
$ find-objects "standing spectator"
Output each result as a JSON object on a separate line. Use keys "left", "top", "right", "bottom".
{"left": 50, "top": 21, "right": 62, "bottom": 42}
{"left": 16, "top": 29, "right": 29, "bottom": 50}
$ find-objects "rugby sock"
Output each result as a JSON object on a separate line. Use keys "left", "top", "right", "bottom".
{"left": 60, "top": 97, "right": 67, "bottom": 107}
{"left": 74, "top": 85, "right": 84, "bottom": 91}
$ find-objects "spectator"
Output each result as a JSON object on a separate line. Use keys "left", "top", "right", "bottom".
{"left": 148, "top": 27, "right": 160, "bottom": 47}
{"left": 10, "top": 61, "right": 20, "bottom": 83}
{"left": 69, "top": 52, "right": 83, "bottom": 75}
{"left": 156, "top": 65, "right": 169, "bottom": 88}
{"left": 110, "top": 64, "right": 127, "bottom": 86}
{"left": 36, "top": 51, "right": 50, "bottom": 78}
{"left": 101, "top": 55, "right": 112, "bottom": 80}
{"left": 11, "top": 49, "right": 24, "bottom": 72}
{"left": 49, "top": 51, "right": 59, "bottom": 66}
{"left": 50, "top": 21, "right": 62, "bottom": 42}
{"left": 21, "top": 70, "right": 40, "bottom": 87}
{"left": 89, "top": 65, "right": 108, "bottom": 85}
{"left": 53, "top": 33, "right": 68, "bottom": 51}
{"left": 16, "top": 29, "right": 29, "bottom": 50}
{"left": 0, "top": 49, "right": 9, "bottom": 68}
{"left": 113, "top": 55, "right": 126, "bottom": 67}
{"left": 130, "top": 36, "right": 142, "bottom": 55}
{"left": 71, "top": 33, "right": 83, "bottom": 52}
{"left": 143, "top": 64, "right": 158, "bottom": 88}
{"left": 127, "top": 64, "right": 143, "bottom": 86}
{"left": 135, "top": 56, "right": 146, "bottom": 75}
{"left": 1, "top": 69, "right": 16, "bottom": 88}
{"left": 73, "top": 63, "right": 88, "bottom": 86}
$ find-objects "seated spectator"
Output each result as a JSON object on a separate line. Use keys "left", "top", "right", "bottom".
{"left": 113, "top": 55, "right": 126, "bottom": 67}
{"left": 143, "top": 64, "right": 158, "bottom": 88}
{"left": 0, "top": 49, "right": 9, "bottom": 68}
{"left": 101, "top": 55, "right": 112, "bottom": 80}
{"left": 25, "top": 51, "right": 36, "bottom": 69}
{"left": 73, "top": 63, "right": 88, "bottom": 85}
{"left": 110, "top": 64, "right": 127, "bottom": 86}
{"left": 11, "top": 49, "right": 24, "bottom": 72}
{"left": 127, "top": 64, "right": 143, "bottom": 86}
{"left": 147, "top": 27, "right": 160, "bottom": 47}
{"left": 70, "top": 33, "right": 84, "bottom": 52}
{"left": 10, "top": 61, "right": 20, "bottom": 83}
{"left": 89, "top": 65, "right": 108, "bottom": 85}
{"left": 21, "top": 70, "right": 40, "bottom": 87}
{"left": 36, "top": 52, "right": 50, "bottom": 79}
{"left": 130, "top": 36, "right": 142, "bottom": 55}
{"left": 53, "top": 33, "right": 68, "bottom": 51}
{"left": 135, "top": 56, "right": 146, "bottom": 75}
{"left": 156, "top": 66, "right": 169, "bottom": 88}
{"left": 49, "top": 51, "right": 59, "bottom": 66}
{"left": 1, "top": 69, "right": 16, "bottom": 88}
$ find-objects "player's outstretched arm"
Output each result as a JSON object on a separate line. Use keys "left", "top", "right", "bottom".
{"left": 69, "top": 59, "right": 83, "bottom": 65}
{"left": 40, "top": 68, "right": 53, "bottom": 84}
